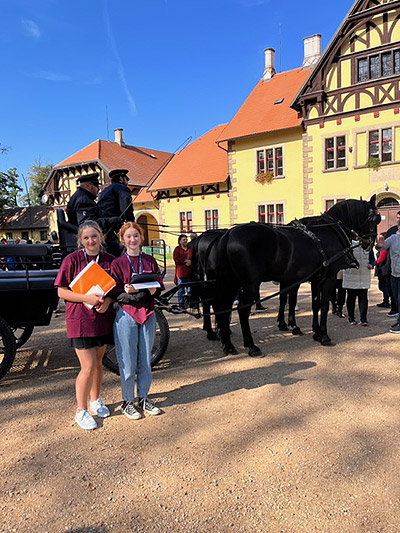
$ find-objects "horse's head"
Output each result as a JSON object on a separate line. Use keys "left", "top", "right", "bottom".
{"left": 329, "top": 196, "right": 381, "bottom": 250}
{"left": 359, "top": 195, "right": 381, "bottom": 250}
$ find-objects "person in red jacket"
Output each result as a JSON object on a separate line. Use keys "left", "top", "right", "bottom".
{"left": 173, "top": 234, "right": 192, "bottom": 306}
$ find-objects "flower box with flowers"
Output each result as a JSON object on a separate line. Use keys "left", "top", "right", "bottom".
{"left": 255, "top": 171, "right": 274, "bottom": 185}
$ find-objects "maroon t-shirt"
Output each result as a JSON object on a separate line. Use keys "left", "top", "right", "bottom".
{"left": 111, "top": 252, "right": 164, "bottom": 325}
{"left": 54, "top": 249, "right": 115, "bottom": 338}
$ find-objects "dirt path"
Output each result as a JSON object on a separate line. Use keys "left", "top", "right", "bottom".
{"left": 1, "top": 279, "right": 400, "bottom": 532}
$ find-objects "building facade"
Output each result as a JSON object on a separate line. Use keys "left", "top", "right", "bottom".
{"left": 293, "top": 0, "right": 400, "bottom": 231}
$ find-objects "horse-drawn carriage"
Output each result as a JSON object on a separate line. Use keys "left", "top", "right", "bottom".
{"left": 0, "top": 238, "right": 171, "bottom": 380}
{"left": 0, "top": 197, "right": 382, "bottom": 380}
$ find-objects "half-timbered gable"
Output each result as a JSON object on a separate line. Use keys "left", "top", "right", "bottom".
{"left": 294, "top": 0, "right": 400, "bottom": 121}
{"left": 42, "top": 129, "right": 172, "bottom": 240}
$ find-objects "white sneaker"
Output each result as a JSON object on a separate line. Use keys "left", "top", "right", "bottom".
{"left": 75, "top": 409, "right": 97, "bottom": 430}
{"left": 89, "top": 398, "right": 110, "bottom": 418}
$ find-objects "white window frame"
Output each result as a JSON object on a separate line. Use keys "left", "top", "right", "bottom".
{"left": 204, "top": 208, "right": 219, "bottom": 230}
{"left": 179, "top": 211, "right": 193, "bottom": 233}
{"left": 323, "top": 135, "right": 347, "bottom": 171}
{"left": 368, "top": 127, "right": 393, "bottom": 163}
{"left": 257, "top": 202, "right": 285, "bottom": 224}
{"left": 255, "top": 144, "right": 285, "bottom": 178}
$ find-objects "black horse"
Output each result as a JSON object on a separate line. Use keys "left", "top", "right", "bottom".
{"left": 190, "top": 229, "right": 228, "bottom": 340}
{"left": 209, "top": 197, "right": 380, "bottom": 356}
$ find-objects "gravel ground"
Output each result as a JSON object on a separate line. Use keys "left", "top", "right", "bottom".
{"left": 1, "top": 278, "right": 400, "bottom": 532}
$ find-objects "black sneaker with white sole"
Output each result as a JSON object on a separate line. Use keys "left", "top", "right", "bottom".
{"left": 390, "top": 324, "right": 400, "bottom": 334}
{"left": 122, "top": 401, "right": 142, "bottom": 420}
{"left": 138, "top": 397, "right": 162, "bottom": 416}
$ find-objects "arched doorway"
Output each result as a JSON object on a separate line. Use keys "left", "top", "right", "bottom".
{"left": 136, "top": 213, "right": 160, "bottom": 246}
{"left": 377, "top": 197, "right": 399, "bottom": 207}
{"left": 377, "top": 195, "right": 400, "bottom": 233}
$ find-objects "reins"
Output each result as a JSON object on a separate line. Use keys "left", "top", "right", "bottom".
{"left": 156, "top": 240, "right": 365, "bottom": 318}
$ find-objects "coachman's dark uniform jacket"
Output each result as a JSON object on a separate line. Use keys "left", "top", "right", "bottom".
{"left": 97, "top": 182, "right": 135, "bottom": 222}
{"left": 66, "top": 187, "right": 109, "bottom": 228}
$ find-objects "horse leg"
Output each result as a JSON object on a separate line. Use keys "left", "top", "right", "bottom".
{"left": 287, "top": 286, "right": 303, "bottom": 336}
{"left": 318, "top": 277, "right": 337, "bottom": 346}
{"left": 202, "top": 299, "right": 218, "bottom": 340}
{"left": 214, "top": 286, "right": 238, "bottom": 355}
{"left": 311, "top": 281, "right": 322, "bottom": 342}
{"left": 238, "top": 288, "right": 263, "bottom": 357}
{"left": 277, "top": 291, "right": 289, "bottom": 331}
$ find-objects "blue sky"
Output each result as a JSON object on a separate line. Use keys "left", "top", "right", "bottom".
{"left": 0, "top": 0, "right": 354, "bottom": 186}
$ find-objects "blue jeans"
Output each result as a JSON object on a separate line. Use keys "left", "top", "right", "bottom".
{"left": 391, "top": 276, "right": 400, "bottom": 325}
{"left": 113, "top": 307, "right": 156, "bottom": 401}
{"left": 177, "top": 276, "right": 190, "bottom": 305}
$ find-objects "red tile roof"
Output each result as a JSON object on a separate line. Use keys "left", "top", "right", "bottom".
{"left": 217, "top": 67, "right": 312, "bottom": 142}
{"left": 133, "top": 188, "right": 154, "bottom": 203}
{"left": 0, "top": 206, "right": 50, "bottom": 229}
{"left": 56, "top": 140, "right": 172, "bottom": 188}
{"left": 149, "top": 124, "right": 228, "bottom": 191}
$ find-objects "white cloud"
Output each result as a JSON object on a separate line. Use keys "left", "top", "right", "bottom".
{"left": 21, "top": 19, "right": 41, "bottom": 38}
{"left": 23, "top": 70, "right": 71, "bottom": 82}
{"left": 103, "top": 0, "right": 137, "bottom": 116}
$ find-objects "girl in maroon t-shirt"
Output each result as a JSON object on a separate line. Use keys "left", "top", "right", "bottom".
{"left": 54, "top": 221, "right": 115, "bottom": 431}
{"left": 111, "top": 222, "right": 164, "bottom": 420}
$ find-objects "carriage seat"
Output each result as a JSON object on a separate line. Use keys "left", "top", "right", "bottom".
{"left": 56, "top": 208, "right": 78, "bottom": 249}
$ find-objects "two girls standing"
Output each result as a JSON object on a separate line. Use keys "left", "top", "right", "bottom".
{"left": 55, "top": 221, "right": 162, "bottom": 430}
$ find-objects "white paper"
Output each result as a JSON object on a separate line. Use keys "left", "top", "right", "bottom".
{"left": 83, "top": 284, "right": 105, "bottom": 309}
{"left": 132, "top": 281, "right": 161, "bottom": 290}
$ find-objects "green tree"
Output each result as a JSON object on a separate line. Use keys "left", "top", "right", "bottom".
{"left": 0, "top": 167, "right": 23, "bottom": 209}
{"left": 24, "top": 159, "right": 54, "bottom": 205}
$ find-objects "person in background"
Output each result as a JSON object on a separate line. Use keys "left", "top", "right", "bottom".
{"left": 173, "top": 234, "right": 192, "bottom": 307}
{"left": 0, "top": 238, "right": 6, "bottom": 270}
{"left": 375, "top": 233, "right": 392, "bottom": 309}
{"left": 382, "top": 211, "right": 400, "bottom": 318}
{"left": 54, "top": 221, "right": 115, "bottom": 430}
{"left": 330, "top": 270, "right": 346, "bottom": 318}
{"left": 98, "top": 169, "right": 135, "bottom": 256}
{"left": 377, "top": 223, "right": 400, "bottom": 333}
{"left": 343, "top": 236, "right": 374, "bottom": 326}
{"left": 111, "top": 222, "right": 164, "bottom": 419}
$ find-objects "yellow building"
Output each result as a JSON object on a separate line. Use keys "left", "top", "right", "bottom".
{"left": 217, "top": 58, "right": 313, "bottom": 224}
{"left": 292, "top": 0, "right": 400, "bottom": 230}
{"left": 149, "top": 124, "right": 230, "bottom": 250}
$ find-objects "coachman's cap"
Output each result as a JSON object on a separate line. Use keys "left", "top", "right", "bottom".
{"left": 77, "top": 172, "right": 100, "bottom": 185}
{"left": 109, "top": 168, "right": 129, "bottom": 180}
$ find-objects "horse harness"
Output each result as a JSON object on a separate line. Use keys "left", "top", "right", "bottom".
{"left": 290, "top": 218, "right": 358, "bottom": 282}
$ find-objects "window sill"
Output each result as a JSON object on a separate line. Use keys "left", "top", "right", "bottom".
{"left": 354, "top": 160, "right": 399, "bottom": 170}
{"left": 322, "top": 167, "right": 348, "bottom": 173}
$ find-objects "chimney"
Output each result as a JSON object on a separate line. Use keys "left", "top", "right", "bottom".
{"left": 302, "top": 34, "right": 321, "bottom": 68}
{"left": 114, "top": 128, "right": 126, "bottom": 147}
{"left": 263, "top": 48, "right": 275, "bottom": 81}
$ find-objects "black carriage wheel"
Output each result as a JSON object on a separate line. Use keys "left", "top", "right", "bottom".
{"left": 103, "top": 308, "right": 170, "bottom": 375}
{"left": 12, "top": 325, "right": 34, "bottom": 349}
{"left": 0, "top": 317, "right": 17, "bottom": 380}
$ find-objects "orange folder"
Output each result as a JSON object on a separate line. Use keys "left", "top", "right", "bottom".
{"left": 69, "top": 260, "right": 116, "bottom": 298}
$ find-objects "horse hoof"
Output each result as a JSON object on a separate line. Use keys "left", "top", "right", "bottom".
{"left": 292, "top": 327, "right": 303, "bottom": 336}
{"left": 248, "top": 346, "right": 263, "bottom": 357}
{"left": 321, "top": 338, "right": 334, "bottom": 346}
{"left": 207, "top": 332, "right": 219, "bottom": 341}
{"left": 223, "top": 345, "right": 238, "bottom": 355}
{"left": 278, "top": 324, "right": 289, "bottom": 331}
